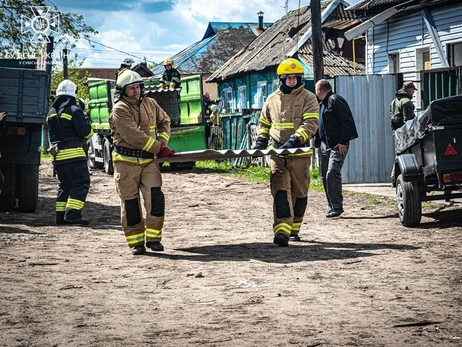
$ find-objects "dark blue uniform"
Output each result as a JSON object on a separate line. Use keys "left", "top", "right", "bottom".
{"left": 47, "top": 96, "right": 94, "bottom": 225}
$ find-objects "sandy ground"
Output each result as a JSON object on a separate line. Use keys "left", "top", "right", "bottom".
{"left": 1, "top": 162, "right": 461, "bottom": 347}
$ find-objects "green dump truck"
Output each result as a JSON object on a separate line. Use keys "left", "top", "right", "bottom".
{"left": 86, "top": 74, "right": 207, "bottom": 174}
{"left": 0, "top": 61, "right": 51, "bottom": 212}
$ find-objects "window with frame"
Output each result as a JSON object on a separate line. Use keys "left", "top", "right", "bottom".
{"left": 414, "top": 47, "right": 431, "bottom": 110}
{"left": 237, "top": 85, "right": 247, "bottom": 112}
{"left": 256, "top": 81, "right": 267, "bottom": 108}
{"left": 388, "top": 53, "right": 399, "bottom": 73}
{"left": 272, "top": 79, "right": 278, "bottom": 93}
{"left": 448, "top": 42, "right": 462, "bottom": 66}
{"left": 223, "top": 87, "right": 233, "bottom": 114}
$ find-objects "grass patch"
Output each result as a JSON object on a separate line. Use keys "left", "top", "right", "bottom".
{"left": 194, "top": 160, "right": 271, "bottom": 182}
{"left": 194, "top": 160, "right": 324, "bottom": 190}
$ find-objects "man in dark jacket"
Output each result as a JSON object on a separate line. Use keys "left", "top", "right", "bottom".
{"left": 47, "top": 80, "right": 94, "bottom": 225}
{"left": 315, "top": 79, "right": 358, "bottom": 218}
{"left": 390, "top": 81, "right": 416, "bottom": 130}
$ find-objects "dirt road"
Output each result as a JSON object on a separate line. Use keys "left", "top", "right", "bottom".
{"left": 1, "top": 163, "right": 461, "bottom": 346}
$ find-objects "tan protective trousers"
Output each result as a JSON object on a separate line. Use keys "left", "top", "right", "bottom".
{"left": 270, "top": 155, "right": 311, "bottom": 238}
{"left": 113, "top": 160, "right": 164, "bottom": 248}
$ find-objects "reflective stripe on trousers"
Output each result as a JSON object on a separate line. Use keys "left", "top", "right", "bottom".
{"left": 113, "top": 160, "right": 164, "bottom": 247}
{"left": 270, "top": 155, "right": 311, "bottom": 237}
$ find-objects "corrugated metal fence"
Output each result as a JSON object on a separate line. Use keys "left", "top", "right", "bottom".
{"left": 335, "top": 74, "right": 399, "bottom": 183}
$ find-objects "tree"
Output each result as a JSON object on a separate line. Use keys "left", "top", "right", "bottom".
{"left": 0, "top": 0, "right": 97, "bottom": 56}
{"left": 50, "top": 52, "right": 91, "bottom": 102}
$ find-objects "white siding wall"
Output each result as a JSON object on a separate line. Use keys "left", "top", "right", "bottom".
{"left": 366, "top": 4, "right": 462, "bottom": 78}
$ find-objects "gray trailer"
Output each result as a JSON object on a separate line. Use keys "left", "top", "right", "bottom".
{"left": 392, "top": 95, "right": 462, "bottom": 226}
{"left": 0, "top": 64, "right": 50, "bottom": 212}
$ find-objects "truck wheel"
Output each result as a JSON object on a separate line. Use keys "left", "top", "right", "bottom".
{"left": 87, "top": 138, "right": 97, "bottom": 169}
{"left": 396, "top": 174, "right": 421, "bottom": 227}
{"left": 103, "top": 138, "right": 114, "bottom": 175}
{"left": 0, "top": 164, "right": 16, "bottom": 210}
{"left": 17, "top": 164, "right": 39, "bottom": 212}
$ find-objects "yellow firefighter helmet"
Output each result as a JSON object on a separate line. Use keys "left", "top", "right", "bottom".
{"left": 164, "top": 58, "right": 174, "bottom": 67}
{"left": 276, "top": 58, "right": 304, "bottom": 78}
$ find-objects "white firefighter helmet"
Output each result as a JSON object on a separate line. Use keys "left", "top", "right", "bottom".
{"left": 116, "top": 70, "right": 144, "bottom": 90}
{"left": 122, "top": 57, "right": 135, "bottom": 66}
{"left": 56, "top": 80, "right": 77, "bottom": 97}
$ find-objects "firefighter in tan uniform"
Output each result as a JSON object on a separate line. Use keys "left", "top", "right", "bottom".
{"left": 252, "top": 58, "right": 319, "bottom": 246}
{"left": 110, "top": 70, "right": 174, "bottom": 255}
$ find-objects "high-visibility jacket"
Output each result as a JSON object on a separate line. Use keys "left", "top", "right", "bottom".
{"left": 47, "top": 96, "right": 94, "bottom": 164}
{"left": 109, "top": 95, "right": 171, "bottom": 164}
{"left": 159, "top": 68, "right": 181, "bottom": 89}
{"left": 256, "top": 84, "right": 319, "bottom": 156}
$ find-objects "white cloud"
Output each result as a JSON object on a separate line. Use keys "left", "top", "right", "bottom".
{"left": 58, "top": 0, "right": 361, "bottom": 68}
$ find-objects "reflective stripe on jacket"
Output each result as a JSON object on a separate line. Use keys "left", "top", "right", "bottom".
{"left": 109, "top": 95, "right": 171, "bottom": 164}
{"left": 256, "top": 83, "right": 319, "bottom": 157}
{"left": 47, "top": 96, "right": 94, "bottom": 163}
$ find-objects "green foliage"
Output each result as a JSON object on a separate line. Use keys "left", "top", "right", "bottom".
{"left": 0, "top": 0, "right": 97, "bottom": 56}
{"left": 309, "top": 166, "right": 324, "bottom": 191}
{"left": 194, "top": 161, "right": 271, "bottom": 182}
{"left": 50, "top": 53, "right": 90, "bottom": 102}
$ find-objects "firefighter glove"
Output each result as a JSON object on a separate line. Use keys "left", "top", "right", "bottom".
{"left": 158, "top": 142, "right": 175, "bottom": 158}
{"left": 252, "top": 137, "right": 269, "bottom": 150}
{"left": 279, "top": 135, "right": 302, "bottom": 149}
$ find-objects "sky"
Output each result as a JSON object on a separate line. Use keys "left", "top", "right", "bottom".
{"left": 40, "top": 0, "right": 361, "bottom": 68}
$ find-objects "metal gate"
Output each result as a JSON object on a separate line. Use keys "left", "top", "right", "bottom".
{"left": 335, "top": 74, "right": 400, "bottom": 183}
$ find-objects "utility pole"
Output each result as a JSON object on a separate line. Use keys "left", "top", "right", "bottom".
{"left": 63, "top": 48, "right": 68, "bottom": 79}
{"left": 311, "top": 0, "right": 324, "bottom": 82}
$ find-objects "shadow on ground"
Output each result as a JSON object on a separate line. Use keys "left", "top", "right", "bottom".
{"left": 144, "top": 240, "right": 420, "bottom": 264}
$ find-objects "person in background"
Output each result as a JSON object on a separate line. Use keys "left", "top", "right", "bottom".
{"left": 202, "top": 92, "right": 219, "bottom": 142}
{"left": 158, "top": 59, "right": 181, "bottom": 90}
{"left": 116, "top": 57, "right": 135, "bottom": 81}
{"left": 109, "top": 70, "right": 174, "bottom": 256}
{"left": 390, "top": 80, "right": 417, "bottom": 131}
{"left": 46, "top": 80, "right": 94, "bottom": 225}
{"left": 315, "top": 79, "right": 358, "bottom": 218}
{"left": 389, "top": 80, "right": 417, "bottom": 182}
{"left": 252, "top": 58, "right": 319, "bottom": 246}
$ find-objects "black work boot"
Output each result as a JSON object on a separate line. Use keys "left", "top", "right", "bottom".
{"left": 273, "top": 233, "right": 289, "bottom": 247}
{"left": 64, "top": 209, "right": 89, "bottom": 226}
{"left": 56, "top": 212, "right": 66, "bottom": 225}
{"left": 290, "top": 234, "right": 301, "bottom": 241}
{"left": 132, "top": 245, "right": 146, "bottom": 255}
{"left": 146, "top": 241, "right": 164, "bottom": 252}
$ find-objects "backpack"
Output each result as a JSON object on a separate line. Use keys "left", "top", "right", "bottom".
{"left": 389, "top": 98, "right": 404, "bottom": 130}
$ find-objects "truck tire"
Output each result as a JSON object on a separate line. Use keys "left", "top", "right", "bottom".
{"left": 396, "top": 174, "right": 421, "bottom": 227}
{"left": 0, "top": 164, "right": 16, "bottom": 210}
{"left": 86, "top": 138, "right": 97, "bottom": 169}
{"left": 17, "top": 164, "right": 39, "bottom": 212}
{"left": 87, "top": 138, "right": 103, "bottom": 170}
{"left": 103, "top": 138, "right": 114, "bottom": 175}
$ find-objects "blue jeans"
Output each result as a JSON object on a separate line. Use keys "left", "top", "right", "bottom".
{"left": 320, "top": 141, "right": 347, "bottom": 213}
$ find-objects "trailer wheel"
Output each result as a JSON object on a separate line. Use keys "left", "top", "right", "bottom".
{"left": 0, "top": 164, "right": 16, "bottom": 210}
{"left": 396, "top": 174, "right": 421, "bottom": 227}
{"left": 103, "top": 138, "right": 114, "bottom": 175}
{"left": 17, "top": 164, "right": 39, "bottom": 212}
